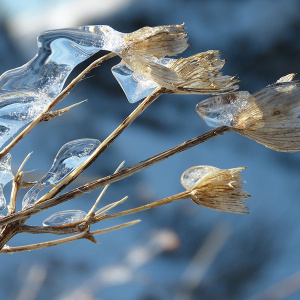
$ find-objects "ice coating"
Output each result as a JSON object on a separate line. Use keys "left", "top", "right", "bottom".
{"left": 112, "top": 62, "right": 158, "bottom": 103}
{"left": 0, "top": 154, "right": 14, "bottom": 210}
{"left": 196, "top": 91, "right": 252, "bottom": 128}
{"left": 112, "top": 57, "right": 176, "bottom": 103}
{"left": 181, "top": 165, "right": 219, "bottom": 191}
{"left": 0, "top": 186, "right": 6, "bottom": 211}
{"left": 0, "top": 25, "right": 124, "bottom": 148}
{"left": 22, "top": 138, "right": 100, "bottom": 209}
{"left": 43, "top": 210, "right": 87, "bottom": 226}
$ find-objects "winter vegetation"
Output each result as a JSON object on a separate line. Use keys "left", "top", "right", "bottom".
{"left": 0, "top": 13, "right": 300, "bottom": 299}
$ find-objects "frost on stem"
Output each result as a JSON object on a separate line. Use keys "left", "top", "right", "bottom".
{"left": 196, "top": 74, "right": 300, "bottom": 152}
{"left": 181, "top": 165, "right": 249, "bottom": 214}
{"left": 22, "top": 139, "right": 100, "bottom": 209}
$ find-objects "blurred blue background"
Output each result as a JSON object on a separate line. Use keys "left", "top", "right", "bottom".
{"left": 0, "top": 0, "right": 300, "bottom": 299}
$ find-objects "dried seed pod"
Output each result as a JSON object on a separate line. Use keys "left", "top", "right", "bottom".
{"left": 196, "top": 76, "right": 300, "bottom": 152}
{"left": 181, "top": 165, "right": 249, "bottom": 214}
{"left": 120, "top": 50, "right": 238, "bottom": 95}
{"left": 123, "top": 24, "right": 189, "bottom": 58}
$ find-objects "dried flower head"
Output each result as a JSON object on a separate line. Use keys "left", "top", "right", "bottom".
{"left": 181, "top": 165, "right": 249, "bottom": 214}
{"left": 121, "top": 50, "right": 238, "bottom": 93}
{"left": 169, "top": 51, "right": 239, "bottom": 94}
{"left": 196, "top": 74, "right": 300, "bottom": 152}
{"left": 122, "top": 24, "right": 189, "bottom": 58}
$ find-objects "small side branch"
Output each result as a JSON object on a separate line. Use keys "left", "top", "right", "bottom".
{"left": 0, "top": 220, "right": 140, "bottom": 253}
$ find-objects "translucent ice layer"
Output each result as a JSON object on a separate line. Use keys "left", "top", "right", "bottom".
{"left": 112, "top": 62, "right": 158, "bottom": 103}
{"left": 196, "top": 91, "right": 253, "bottom": 128}
{"left": 22, "top": 138, "right": 100, "bottom": 209}
{"left": 0, "top": 25, "right": 124, "bottom": 148}
{"left": 181, "top": 165, "right": 219, "bottom": 191}
{"left": 43, "top": 210, "right": 87, "bottom": 226}
{"left": 0, "top": 154, "right": 14, "bottom": 210}
{"left": 112, "top": 58, "right": 175, "bottom": 103}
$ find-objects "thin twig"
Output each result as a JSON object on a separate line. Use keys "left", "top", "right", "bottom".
{"left": 41, "top": 100, "right": 87, "bottom": 122}
{"left": 86, "top": 161, "right": 125, "bottom": 219}
{"left": 35, "top": 87, "right": 165, "bottom": 205}
{"left": 0, "top": 220, "right": 140, "bottom": 253}
{"left": 98, "top": 191, "right": 189, "bottom": 221}
{"left": 0, "top": 52, "right": 117, "bottom": 160}
{"left": 7, "top": 153, "right": 32, "bottom": 216}
{"left": 0, "top": 126, "right": 231, "bottom": 227}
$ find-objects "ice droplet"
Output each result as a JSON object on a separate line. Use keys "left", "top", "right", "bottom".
{"left": 22, "top": 138, "right": 100, "bottom": 209}
{"left": 0, "top": 25, "right": 124, "bottom": 149}
{"left": 196, "top": 91, "right": 252, "bottom": 128}
{"left": 112, "top": 58, "right": 175, "bottom": 103}
{"left": 181, "top": 166, "right": 219, "bottom": 190}
{"left": 43, "top": 210, "right": 87, "bottom": 226}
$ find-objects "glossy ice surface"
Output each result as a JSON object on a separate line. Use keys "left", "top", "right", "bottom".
{"left": 0, "top": 25, "right": 124, "bottom": 148}
{"left": 0, "top": 154, "right": 14, "bottom": 210}
{"left": 43, "top": 209, "right": 87, "bottom": 226}
{"left": 181, "top": 165, "right": 219, "bottom": 190}
{"left": 22, "top": 138, "right": 100, "bottom": 209}
{"left": 196, "top": 91, "right": 252, "bottom": 128}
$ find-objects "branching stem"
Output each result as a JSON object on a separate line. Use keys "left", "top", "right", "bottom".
{"left": 0, "top": 126, "right": 231, "bottom": 227}
{"left": 36, "top": 87, "right": 165, "bottom": 204}
{"left": 0, "top": 220, "right": 140, "bottom": 253}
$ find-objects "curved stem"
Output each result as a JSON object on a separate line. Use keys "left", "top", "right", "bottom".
{"left": 0, "top": 52, "right": 117, "bottom": 160}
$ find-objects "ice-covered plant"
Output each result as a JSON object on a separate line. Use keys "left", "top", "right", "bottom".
{"left": 0, "top": 24, "right": 297, "bottom": 253}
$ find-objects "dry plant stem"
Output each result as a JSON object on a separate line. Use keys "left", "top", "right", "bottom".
{"left": 13, "top": 191, "right": 186, "bottom": 236}
{"left": 8, "top": 153, "right": 32, "bottom": 216}
{"left": 99, "top": 191, "right": 190, "bottom": 221}
{"left": 0, "top": 220, "right": 140, "bottom": 253}
{"left": 0, "top": 52, "right": 117, "bottom": 161}
{"left": 36, "top": 87, "right": 165, "bottom": 205}
{"left": 0, "top": 126, "right": 231, "bottom": 227}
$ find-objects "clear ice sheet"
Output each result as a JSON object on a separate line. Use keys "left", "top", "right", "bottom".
{"left": 112, "top": 62, "right": 158, "bottom": 103}
{"left": 0, "top": 154, "right": 14, "bottom": 211}
{"left": 22, "top": 138, "right": 100, "bottom": 209}
{"left": 112, "top": 58, "right": 175, "bottom": 103}
{"left": 195, "top": 91, "right": 252, "bottom": 128}
{"left": 0, "top": 25, "right": 124, "bottom": 149}
{"left": 181, "top": 165, "right": 219, "bottom": 190}
{"left": 43, "top": 210, "right": 87, "bottom": 226}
